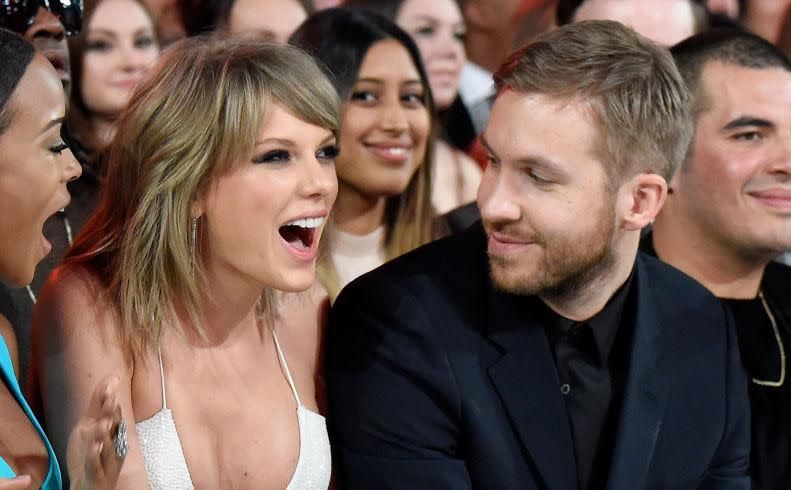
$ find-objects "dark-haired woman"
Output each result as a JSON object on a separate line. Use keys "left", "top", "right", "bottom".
{"left": 291, "top": 8, "right": 441, "bottom": 299}
{"left": 0, "top": 29, "right": 124, "bottom": 490}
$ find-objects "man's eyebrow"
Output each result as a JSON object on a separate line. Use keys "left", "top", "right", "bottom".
{"left": 722, "top": 116, "right": 773, "bottom": 131}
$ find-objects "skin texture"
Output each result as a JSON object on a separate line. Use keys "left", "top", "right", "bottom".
{"left": 333, "top": 39, "right": 430, "bottom": 235}
{"left": 24, "top": 8, "right": 71, "bottom": 98}
{"left": 572, "top": 0, "right": 696, "bottom": 46}
{"left": 478, "top": 89, "right": 666, "bottom": 320}
{"left": 0, "top": 55, "right": 81, "bottom": 287}
{"left": 34, "top": 104, "right": 338, "bottom": 489}
{"left": 396, "top": 0, "right": 466, "bottom": 111}
{"left": 655, "top": 62, "right": 791, "bottom": 298}
{"left": 81, "top": 0, "right": 158, "bottom": 118}
{"left": 227, "top": 0, "right": 308, "bottom": 43}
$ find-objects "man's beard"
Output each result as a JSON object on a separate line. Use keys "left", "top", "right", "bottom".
{"left": 487, "top": 200, "right": 618, "bottom": 301}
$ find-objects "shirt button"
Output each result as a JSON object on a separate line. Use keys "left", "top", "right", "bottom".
{"left": 561, "top": 383, "right": 571, "bottom": 395}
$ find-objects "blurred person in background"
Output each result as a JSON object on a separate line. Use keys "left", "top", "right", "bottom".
{"left": 557, "top": 0, "right": 706, "bottom": 46}
{"left": 291, "top": 8, "right": 437, "bottom": 300}
{"left": 213, "top": 0, "right": 314, "bottom": 43}
{"left": 31, "top": 38, "right": 340, "bottom": 489}
{"left": 345, "top": 0, "right": 482, "bottom": 215}
{"left": 143, "top": 0, "right": 186, "bottom": 45}
{"left": 66, "top": 0, "right": 159, "bottom": 171}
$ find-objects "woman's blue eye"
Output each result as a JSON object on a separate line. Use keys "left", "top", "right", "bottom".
{"left": 253, "top": 150, "right": 290, "bottom": 164}
{"left": 317, "top": 145, "right": 339, "bottom": 160}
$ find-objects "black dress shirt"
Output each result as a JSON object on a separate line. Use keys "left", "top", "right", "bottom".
{"left": 539, "top": 271, "right": 636, "bottom": 490}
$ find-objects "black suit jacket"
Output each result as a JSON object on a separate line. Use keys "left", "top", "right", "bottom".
{"left": 327, "top": 223, "right": 750, "bottom": 490}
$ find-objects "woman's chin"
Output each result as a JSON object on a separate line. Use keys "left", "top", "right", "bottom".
{"left": 273, "top": 271, "right": 316, "bottom": 293}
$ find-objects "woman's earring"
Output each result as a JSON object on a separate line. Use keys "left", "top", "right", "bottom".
{"left": 191, "top": 217, "right": 198, "bottom": 253}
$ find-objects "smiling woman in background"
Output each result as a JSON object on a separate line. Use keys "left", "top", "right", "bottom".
{"left": 66, "top": 0, "right": 159, "bottom": 169}
{"left": 291, "top": 8, "right": 438, "bottom": 299}
{"left": 345, "top": 0, "right": 482, "bottom": 215}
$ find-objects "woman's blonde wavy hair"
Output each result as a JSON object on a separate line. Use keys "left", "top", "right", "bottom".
{"left": 65, "top": 36, "right": 341, "bottom": 355}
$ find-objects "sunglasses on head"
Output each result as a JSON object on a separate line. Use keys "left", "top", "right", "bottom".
{"left": 0, "top": 0, "right": 84, "bottom": 36}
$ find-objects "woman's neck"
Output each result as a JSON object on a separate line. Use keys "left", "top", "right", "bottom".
{"left": 332, "top": 183, "right": 387, "bottom": 236}
{"left": 186, "top": 261, "right": 266, "bottom": 348}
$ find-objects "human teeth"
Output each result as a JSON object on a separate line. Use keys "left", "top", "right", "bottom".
{"left": 284, "top": 217, "right": 325, "bottom": 229}
{"left": 381, "top": 147, "right": 407, "bottom": 156}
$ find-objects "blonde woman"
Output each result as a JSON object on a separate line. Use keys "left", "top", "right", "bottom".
{"left": 30, "top": 37, "right": 341, "bottom": 489}
{"left": 291, "top": 8, "right": 437, "bottom": 300}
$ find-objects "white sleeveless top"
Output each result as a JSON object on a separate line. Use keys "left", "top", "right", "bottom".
{"left": 135, "top": 329, "right": 332, "bottom": 489}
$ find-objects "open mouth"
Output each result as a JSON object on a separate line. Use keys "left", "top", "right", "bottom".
{"left": 278, "top": 217, "right": 325, "bottom": 252}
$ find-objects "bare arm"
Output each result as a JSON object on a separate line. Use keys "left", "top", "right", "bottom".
{"left": 31, "top": 267, "right": 151, "bottom": 489}
{"left": 0, "top": 315, "right": 20, "bottom": 378}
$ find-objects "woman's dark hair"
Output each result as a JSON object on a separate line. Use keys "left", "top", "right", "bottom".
{"left": 290, "top": 7, "right": 433, "bottom": 103}
{"left": 0, "top": 29, "right": 36, "bottom": 135}
{"left": 343, "top": 0, "right": 404, "bottom": 21}
{"left": 289, "top": 8, "right": 437, "bottom": 299}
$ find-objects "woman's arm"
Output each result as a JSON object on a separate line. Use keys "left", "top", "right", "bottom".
{"left": 31, "top": 267, "right": 151, "bottom": 489}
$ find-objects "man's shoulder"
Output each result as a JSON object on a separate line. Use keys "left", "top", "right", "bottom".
{"left": 335, "top": 223, "right": 488, "bottom": 314}
{"left": 636, "top": 251, "right": 725, "bottom": 316}
{"left": 349, "top": 223, "right": 485, "bottom": 289}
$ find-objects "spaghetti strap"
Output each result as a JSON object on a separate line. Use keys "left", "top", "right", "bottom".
{"left": 157, "top": 347, "right": 168, "bottom": 410}
{"left": 271, "top": 327, "right": 302, "bottom": 407}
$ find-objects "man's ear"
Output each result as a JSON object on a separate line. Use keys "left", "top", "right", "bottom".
{"left": 618, "top": 173, "right": 668, "bottom": 231}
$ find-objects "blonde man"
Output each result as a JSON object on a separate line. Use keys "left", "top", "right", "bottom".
{"left": 326, "top": 20, "right": 749, "bottom": 490}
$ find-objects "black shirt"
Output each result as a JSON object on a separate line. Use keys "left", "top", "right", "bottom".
{"left": 539, "top": 270, "right": 636, "bottom": 490}
{"left": 641, "top": 232, "right": 791, "bottom": 490}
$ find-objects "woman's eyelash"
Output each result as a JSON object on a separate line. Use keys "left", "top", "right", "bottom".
{"left": 253, "top": 150, "right": 291, "bottom": 164}
{"left": 318, "top": 145, "right": 340, "bottom": 159}
{"left": 50, "top": 143, "right": 69, "bottom": 155}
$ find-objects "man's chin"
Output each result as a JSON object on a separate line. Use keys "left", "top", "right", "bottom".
{"left": 489, "top": 262, "right": 540, "bottom": 296}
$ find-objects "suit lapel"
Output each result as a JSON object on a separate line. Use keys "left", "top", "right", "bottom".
{"left": 607, "top": 256, "right": 673, "bottom": 490}
{"left": 485, "top": 286, "right": 579, "bottom": 490}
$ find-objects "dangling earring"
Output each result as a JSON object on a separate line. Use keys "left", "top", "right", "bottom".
{"left": 191, "top": 217, "right": 198, "bottom": 253}
{"left": 191, "top": 217, "right": 198, "bottom": 274}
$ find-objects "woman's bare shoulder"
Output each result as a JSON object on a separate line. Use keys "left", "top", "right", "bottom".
{"left": 33, "top": 263, "right": 120, "bottom": 348}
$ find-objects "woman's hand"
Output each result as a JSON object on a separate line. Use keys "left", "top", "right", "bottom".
{"left": 66, "top": 376, "right": 126, "bottom": 490}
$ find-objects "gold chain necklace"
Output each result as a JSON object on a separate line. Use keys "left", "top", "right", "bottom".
{"left": 25, "top": 209, "right": 73, "bottom": 305}
{"left": 752, "top": 290, "right": 786, "bottom": 388}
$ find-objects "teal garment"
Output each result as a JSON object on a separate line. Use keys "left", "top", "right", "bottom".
{"left": 0, "top": 334, "right": 62, "bottom": 489}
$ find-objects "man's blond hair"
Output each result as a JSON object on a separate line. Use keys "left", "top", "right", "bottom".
{"left": 494, "top": 20, "right": 693, "bottom": 185}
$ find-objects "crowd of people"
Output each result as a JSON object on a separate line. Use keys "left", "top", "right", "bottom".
{"left": 1, "top": 0, "right": 790, "bottom": 489}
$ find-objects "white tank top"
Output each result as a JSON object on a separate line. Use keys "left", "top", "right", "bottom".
{"left": 135, "top": 329, "right": 332, "bottom": 489}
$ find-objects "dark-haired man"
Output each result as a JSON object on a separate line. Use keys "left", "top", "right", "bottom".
{"left": 646, "top": 29, "right": 791, "bottom": 489}
{"left": 327, "top": 20, "right": 749, "bottom": 490}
